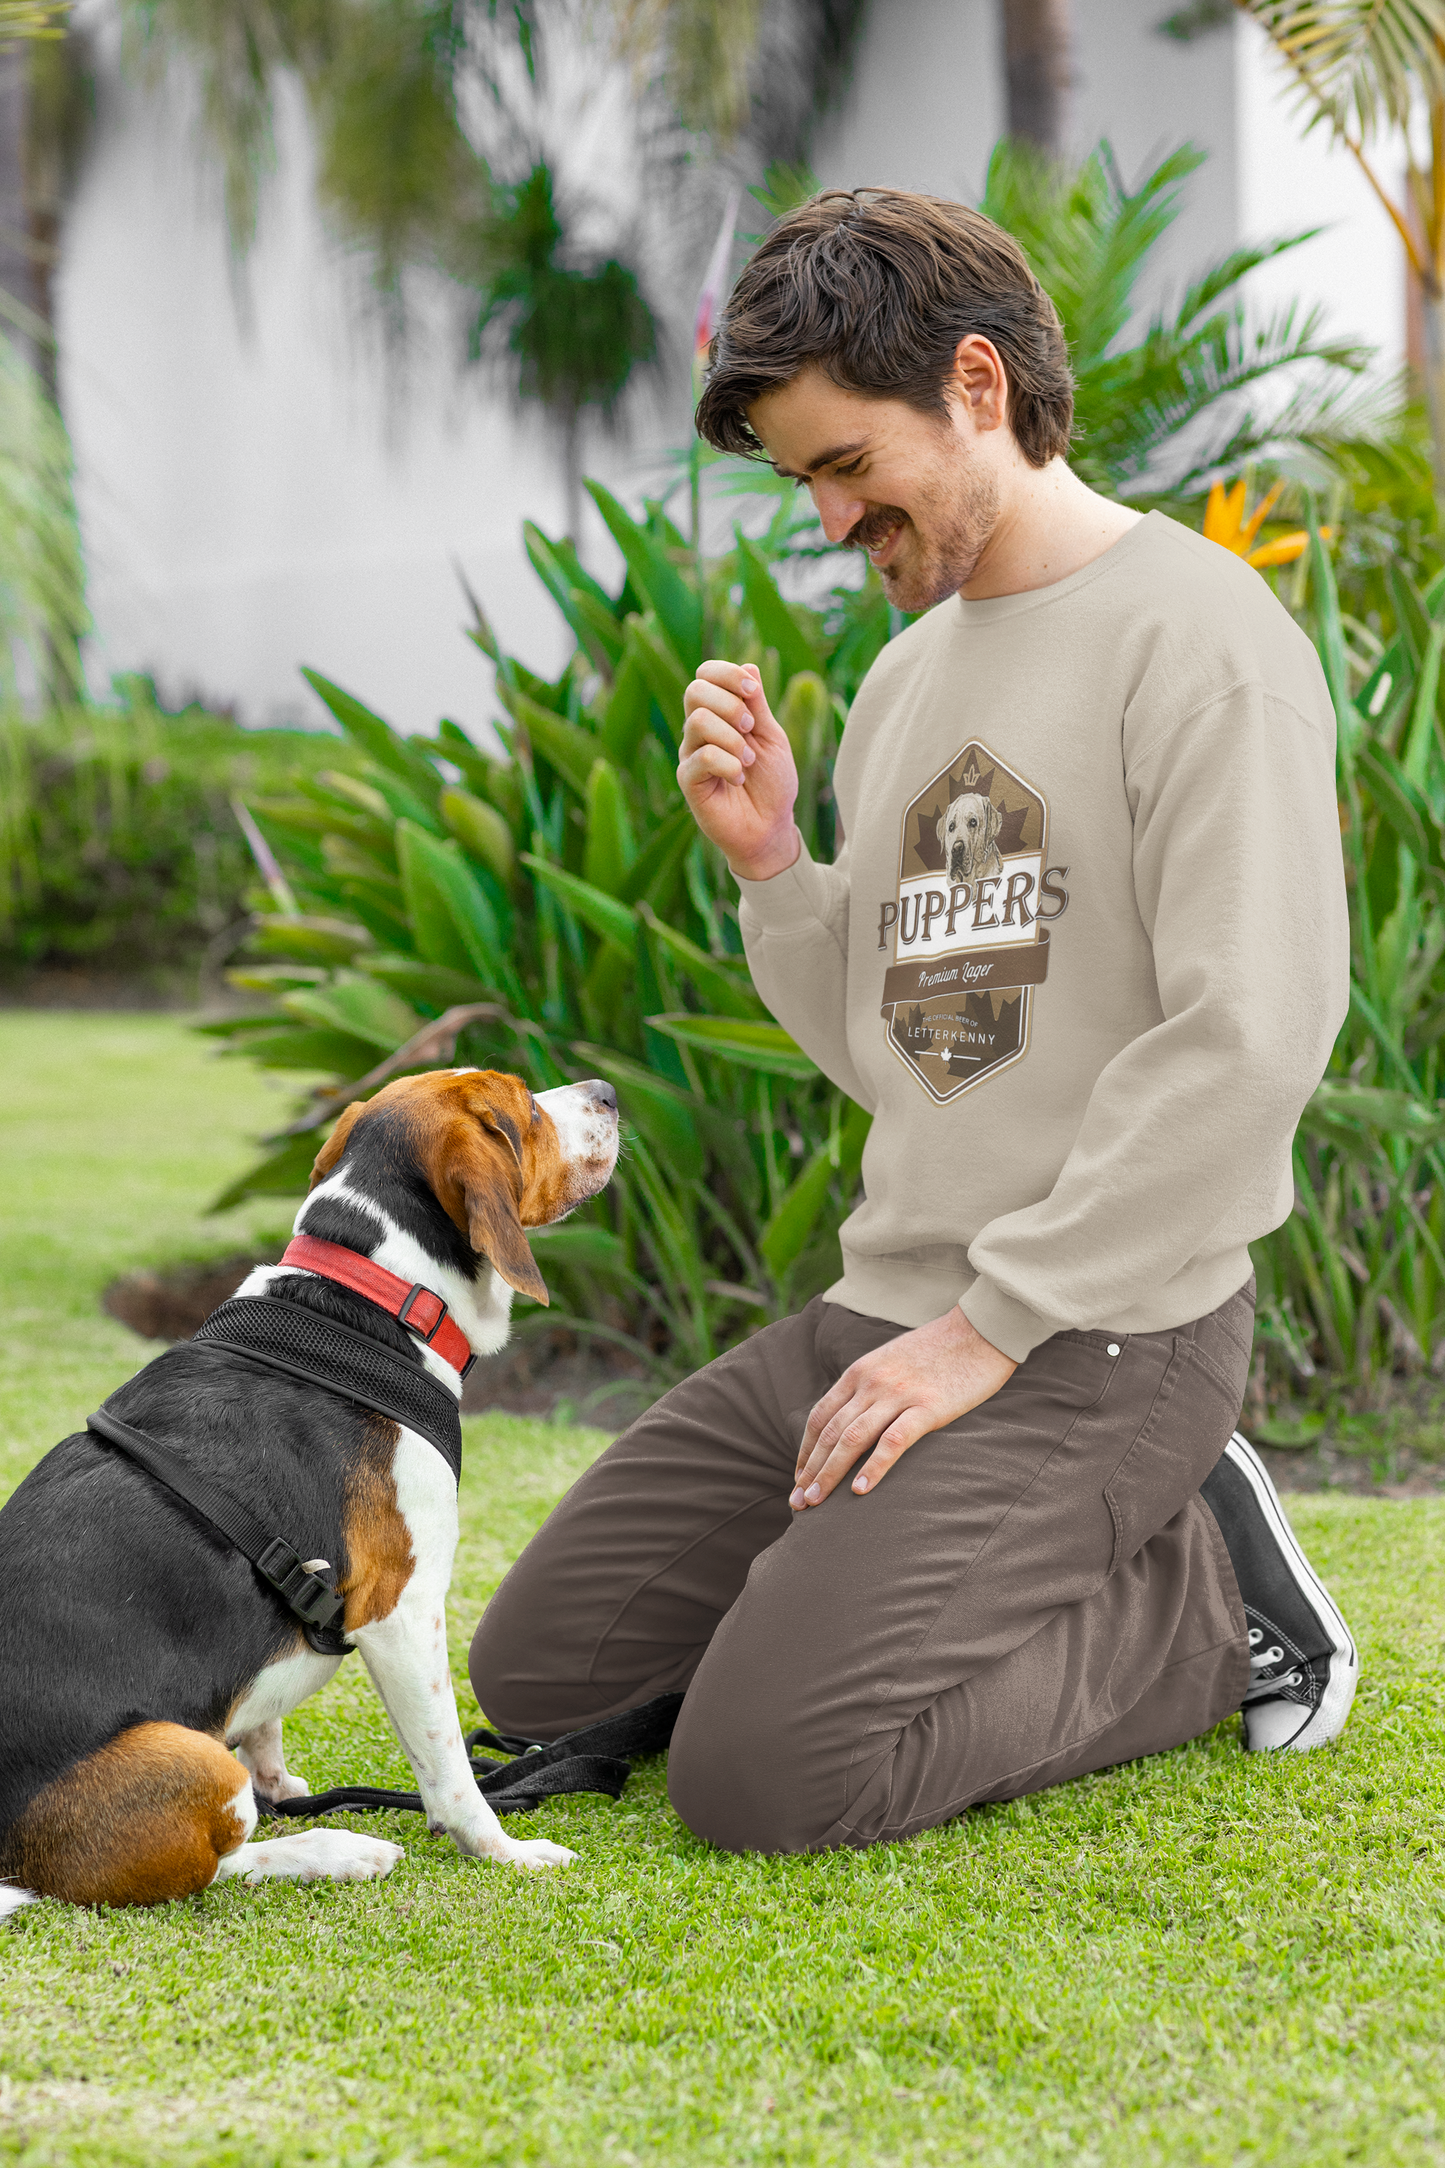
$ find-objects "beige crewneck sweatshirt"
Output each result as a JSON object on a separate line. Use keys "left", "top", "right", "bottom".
{"left": 735, "top": 512, "right": 1349, "bottom": 1362}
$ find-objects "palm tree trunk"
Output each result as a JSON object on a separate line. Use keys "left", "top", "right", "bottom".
{"left": 999, "top": 0, "right": 1073, "bottom": 157}
{"left": 1421, "top": 280, "right": 1445, "bottom": 504}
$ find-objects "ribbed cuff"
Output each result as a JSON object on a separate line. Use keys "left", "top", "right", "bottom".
{"left": 733, "top": 835, "right": 838, "bottom": 933}
{"left": 957, "top": 1277, "right": 1057, "bottom": 1365}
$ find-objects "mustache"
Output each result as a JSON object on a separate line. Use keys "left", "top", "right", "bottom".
{"left": 841, "top": 504, "right": 907, "bottom": 552}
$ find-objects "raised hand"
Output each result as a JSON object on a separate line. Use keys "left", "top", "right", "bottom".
{"left": 678, "top": 660, "right": 800, "bottom": 882}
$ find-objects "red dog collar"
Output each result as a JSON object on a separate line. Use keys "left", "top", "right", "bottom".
{"left": 280, "top": 1234, "right": 476, "bottom": 1380}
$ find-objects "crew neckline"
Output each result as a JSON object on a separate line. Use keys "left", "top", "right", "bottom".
{"left": 949, "top": 508, "right": 1163, "bottom": 627}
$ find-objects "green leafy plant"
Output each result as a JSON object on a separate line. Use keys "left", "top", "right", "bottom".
{"left": 1251, "top": 505, "right": 1445, "bottom": 1392}
{"left": 980, "top": 137, "right": 1375, "bottom": 501}
{"left": 203, "top": 481, "right": 886, "bottom": 1386}
{"left": 0, "top": 693, "right": 362, "bottom": 980}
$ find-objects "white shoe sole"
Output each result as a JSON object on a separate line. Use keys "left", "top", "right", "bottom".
{"left": 1227, "top": 1431, "right": 1359, "bottom": 1752}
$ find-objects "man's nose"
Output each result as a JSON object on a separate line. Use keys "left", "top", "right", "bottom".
{"left": 811, "top": 478, "right": 867, "bottom": 545}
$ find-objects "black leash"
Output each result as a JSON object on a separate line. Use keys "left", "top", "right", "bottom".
{"left": 257, "top": 1694, "right": 686, "bottom": 1820}
{"left": 87, "top": 1408, "right": 350, "bottom": 1655}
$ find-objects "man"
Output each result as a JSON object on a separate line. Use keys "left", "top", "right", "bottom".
{"left": 470, "top": 190, "right": 1356, "bottom": 1852}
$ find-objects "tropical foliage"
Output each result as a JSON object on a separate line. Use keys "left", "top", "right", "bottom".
{"left": 1252, "top": 505, "right": 1445, "bottom": 1401}
{"left": 205, "top": 481, "right": 885, "bottom": 1391}
{"left": 979, "top": 137, "right": 1374, "bottom": 500}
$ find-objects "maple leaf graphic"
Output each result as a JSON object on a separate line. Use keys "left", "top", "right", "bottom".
{"left": 996, "top": 802, "right": 1030, "bottom": 854}
{"left": 913, "top": 811, "right": 946, "bottom": 872}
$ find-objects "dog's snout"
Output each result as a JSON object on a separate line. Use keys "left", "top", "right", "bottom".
{"left": 583, "top": 1079, "right": 618, "bottom": 1115}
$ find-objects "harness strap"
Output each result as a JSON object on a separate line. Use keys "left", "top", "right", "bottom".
{"left": 85, "top": 1408, "right": 351, "bottom": 1657}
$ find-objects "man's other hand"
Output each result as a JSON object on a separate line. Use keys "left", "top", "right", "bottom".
{"left": 792, "top": 1308, "right": 1017, "bottom": 1509}
{"left": 679, "top": 660, "right": 800, "bottom": 881}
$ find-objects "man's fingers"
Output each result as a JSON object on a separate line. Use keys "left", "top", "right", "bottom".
{"left": 684, "top": 677, "right": 756, "bottom": 734}
{"left": 678, "top": 744, "right": 748, "bottom": 790}
{"left": 791, "top": 1397, "right": 901, "bottom": 1508}
{"left": 679, "top": 710, "right": 755, "bottom": 767}
{"left": 797, "top": 1381, "right": 858, "bottom": 1476}
{"left": 850, "top": 1410, "right": 931, "bottom": 1495}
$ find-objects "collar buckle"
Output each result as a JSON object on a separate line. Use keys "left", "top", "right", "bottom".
{"left": 397, "top": 1281, "right": 448, "bottom": 1344}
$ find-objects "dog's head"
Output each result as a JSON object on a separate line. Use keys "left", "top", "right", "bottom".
{"left": 308, "top": 1069, "right": 618, "bottom": 1307}
{"left": 937, "top": 793, "right": 1003, "bottom": 883}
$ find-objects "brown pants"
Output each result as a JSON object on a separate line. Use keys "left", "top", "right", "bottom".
{"left": 469, "top": 1287, "right": 1254, "bottom": 1853}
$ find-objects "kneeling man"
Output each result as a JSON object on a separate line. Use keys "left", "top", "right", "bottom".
{"left": 470, "top": 188, "right": 1357, "bottom": 1851}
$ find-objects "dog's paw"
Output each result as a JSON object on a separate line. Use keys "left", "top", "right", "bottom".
{"left": 254, "top": 1770, "right": 314, "bottom": 1806}
{"left": 227, "top": 1830, "right": 404, "bottom": 1886}
{"left": 501, "top": 1837, "right": 575, "bottom": 1871}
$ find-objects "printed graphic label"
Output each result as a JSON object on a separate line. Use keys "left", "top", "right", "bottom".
{"left": 879, "top": 741, "right": 1051, "bottom": 1102}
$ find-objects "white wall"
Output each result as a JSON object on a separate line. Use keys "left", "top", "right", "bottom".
{"left": 56, "top": 13, "right": 654, "bottom": 738}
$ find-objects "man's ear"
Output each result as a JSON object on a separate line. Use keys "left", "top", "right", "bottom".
{"left": 309, "top": 1100, "right": 365, "bottom": 1188}
{"left": 462, "top": 1137, "right": 549, "bottom": 1306}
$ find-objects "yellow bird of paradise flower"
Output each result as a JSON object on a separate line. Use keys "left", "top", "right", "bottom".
{"left": 1202, "top": 478, "right": 1329, "bottom": 568}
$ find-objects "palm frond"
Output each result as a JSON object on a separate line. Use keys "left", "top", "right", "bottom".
{"left": 1171, "top": 229, "right": 1326, "bottom": 330}
{"left": 1236, "top": 0, "right": 1445, "bottom": 143}
{"left": 983, "top": 137, "right": 1374, "bottom": 498}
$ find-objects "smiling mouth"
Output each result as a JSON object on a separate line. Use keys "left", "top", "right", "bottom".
{"left": 867, "top": 520, "right": 905, "bottom": 567}
{"left": 844, "top": 505, "right": 908, "bottom": 564}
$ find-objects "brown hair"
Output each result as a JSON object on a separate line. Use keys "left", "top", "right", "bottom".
{"left": 695, "top": 189, "right": 1073, "bottom": 469}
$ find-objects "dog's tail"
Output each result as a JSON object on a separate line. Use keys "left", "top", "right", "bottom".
{"left": 0, "top": 1880, "right": 37, "bottom": 1922}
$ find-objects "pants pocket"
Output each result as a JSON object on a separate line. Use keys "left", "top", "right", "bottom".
{"left": 1103, "top": 1335, "right": 1249, "bottom": 1574}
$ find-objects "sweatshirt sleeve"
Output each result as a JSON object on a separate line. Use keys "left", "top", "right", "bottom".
{"left": 958, "top": 676, "right": 1349, "bottom": 1362}
{"left": 736, "top": 834, "right": 876, "bottom": 1110}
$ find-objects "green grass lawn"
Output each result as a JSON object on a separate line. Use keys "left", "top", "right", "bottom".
{"left": 3, "top": 1012, "right": 1445, "bottom": 2166}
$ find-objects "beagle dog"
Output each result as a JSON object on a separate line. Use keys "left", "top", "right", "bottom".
{"left": 939, "top": 792, "right": 1003, "bottom": 885}
{"left": 0, "top": 1067, "right": 618, "bottom": 1914}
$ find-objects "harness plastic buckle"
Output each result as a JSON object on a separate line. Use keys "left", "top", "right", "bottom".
{"left": 257, "top": 1538, "right": 344, "bottom": 1628}
{"left": 397, "top": 1282, "right": 447, "bottom": 1344}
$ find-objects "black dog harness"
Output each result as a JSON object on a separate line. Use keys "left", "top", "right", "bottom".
{"left": 88, "top": 1294, "right": 463, "bottom": 1658}
{"left": 84, "top": 1295, "right": 678, "bottom": 1818}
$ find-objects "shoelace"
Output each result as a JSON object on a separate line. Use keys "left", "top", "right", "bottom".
{"left": 1242, "top": 1622, "right": 1306, "bottom": 1703}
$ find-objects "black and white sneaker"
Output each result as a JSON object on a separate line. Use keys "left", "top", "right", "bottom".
{"left": 1200, "top": 1432, "right": 1359, "bottom": 1752}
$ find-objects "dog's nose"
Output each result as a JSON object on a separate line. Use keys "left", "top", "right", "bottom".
{"left": 582, "top": 1079, "right": 618, "bottom": 1114}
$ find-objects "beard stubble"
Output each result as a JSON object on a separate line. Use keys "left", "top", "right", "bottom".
{"left": 841, "top": 448, "right": 1000, "bottom": 612}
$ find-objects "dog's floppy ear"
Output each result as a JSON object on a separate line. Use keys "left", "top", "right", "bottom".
{"left": 457, "top": 1122, "right": 549, "bottom": 1306}
{"left": 984, "top": 800, "right": 1003, "bottom": 848}
{"left": 936, "top": 808, "right": 949, "bottom": 850}
{"left": 309, "top": 1099, "right": 366, "bottom": 1188}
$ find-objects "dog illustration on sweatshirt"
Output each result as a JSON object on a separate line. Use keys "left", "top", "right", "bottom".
{"left": 938, "top": 792, "right": 1004, "bottom": 884}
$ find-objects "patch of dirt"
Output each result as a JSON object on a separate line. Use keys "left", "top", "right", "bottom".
{"left": 101, "top": 1253, "right": 653, "bottom": 1431}
{"left": 103, "top": 1254, "right": 280, "bottom": 1340}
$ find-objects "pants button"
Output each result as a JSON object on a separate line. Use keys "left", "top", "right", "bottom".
{"left": 1106, "top": 1342, "right": 1121, "bottom": 1357}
